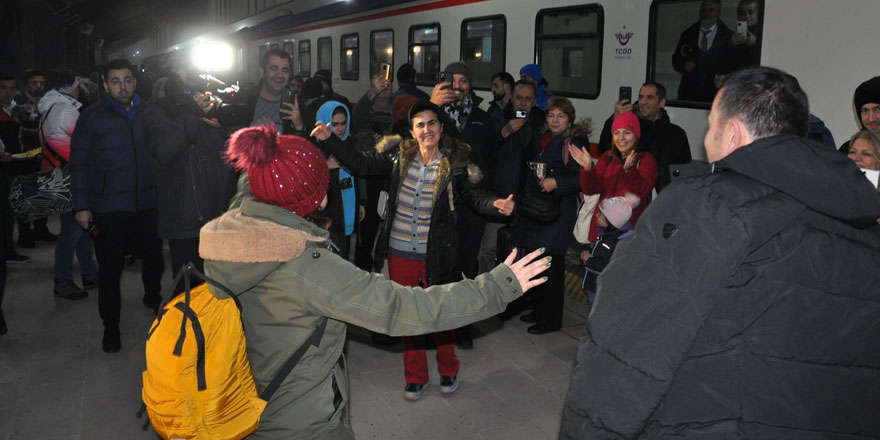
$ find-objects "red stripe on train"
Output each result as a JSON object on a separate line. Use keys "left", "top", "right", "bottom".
{"left": 263, "top": 0, "right": 490, "bottom": 37}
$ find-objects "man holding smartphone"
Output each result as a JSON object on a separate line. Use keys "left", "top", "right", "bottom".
{"left": 247, "top": 48, "right": 303, "bottom": 134}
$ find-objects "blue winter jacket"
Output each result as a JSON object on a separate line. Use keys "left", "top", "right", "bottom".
{"left": 70, "top": 94, "right": 158, "bottom": 213}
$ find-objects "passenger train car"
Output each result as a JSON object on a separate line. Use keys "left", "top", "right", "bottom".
{"left": 143, "top": 0, "right": 879, "bottom": 159}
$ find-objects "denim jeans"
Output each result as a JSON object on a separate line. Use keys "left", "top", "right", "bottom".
{"left": 54, "top": 211, "right": 98, "bottom": 280}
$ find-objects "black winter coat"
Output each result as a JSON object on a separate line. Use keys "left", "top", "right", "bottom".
{"left": 560, "top": 135, "right": 880, "bottom": 439}
{"left": 321, "top": 133, "right": 500, "bottom": 285}
{"left": 143, "top": 101, "right": 238, "bottom": 239}
{"left": 511, "top": 133, "right": 583, "bottom": 255}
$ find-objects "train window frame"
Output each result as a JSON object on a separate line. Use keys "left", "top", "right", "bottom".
{"left": 298, "top": 39, "right": 311, "bottom": 77}
{"left": 340, "top": 33, "right": 359, "bottom": 81}
{"left": 408, "top": 23, "right": 441, "bottom": 86}
{"left": 647, "top": 0, "right": 765, "bottom": 108}
{"left": 282, "top": 41, "right": 294, "bottom": 58}
{"left": 460, "top": 15, "right": 506, "bottom": 91}
{"left": 534, "top": 5, "right": 604, "bottom": 100}
{"left": 370, "top": 29, "right": 394, "bottom": 80}
{"left": 317, "top": 36, "right": 332, "bottom": 74}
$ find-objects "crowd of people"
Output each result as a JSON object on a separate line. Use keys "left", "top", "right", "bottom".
{"left": 1, "top": 21, "right": 879, "bottom": 438}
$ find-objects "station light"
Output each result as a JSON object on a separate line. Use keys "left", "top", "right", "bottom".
{"left": 193, "top": 41, "right": 233, "bottom": 71}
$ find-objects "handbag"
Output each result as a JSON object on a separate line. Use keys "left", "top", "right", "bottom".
{"left": 572, "top": 193, "right": 601, "bottom": 244}
{"left": 516, "top": 175, "right": 561, "bottom": 224}
{"left": 8, "top": 105, "right": 73, "bottom": 222}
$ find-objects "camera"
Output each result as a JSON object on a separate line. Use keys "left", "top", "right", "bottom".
{"left": 515, "top": 110, "right": 527, "bottom": 119}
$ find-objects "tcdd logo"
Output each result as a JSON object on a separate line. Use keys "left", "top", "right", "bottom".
{"left": 615, "top": 28, "right": 634, "bottom": 46}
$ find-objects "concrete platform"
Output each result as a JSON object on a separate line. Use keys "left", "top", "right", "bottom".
{"left": 0, "top": 222, "right": 589, "bottom": 439}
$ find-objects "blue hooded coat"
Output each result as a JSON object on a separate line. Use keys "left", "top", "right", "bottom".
{"left": 316, "top": 101, "right": 356, "bottom": 236}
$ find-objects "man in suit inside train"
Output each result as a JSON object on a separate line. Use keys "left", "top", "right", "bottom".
{"left": 672, "top": 0, "right": 734, "bottom": 102}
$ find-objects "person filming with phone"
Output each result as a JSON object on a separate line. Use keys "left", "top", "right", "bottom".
{"left": 481, "top": 80, "right": 545, "bottom": 273}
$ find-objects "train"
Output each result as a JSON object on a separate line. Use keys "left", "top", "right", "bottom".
{"left": 133, "top": 0, "right": 879, "bottom": 159}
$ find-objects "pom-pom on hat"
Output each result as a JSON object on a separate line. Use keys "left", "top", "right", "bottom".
{"left": 599, "top": 193, "right": 641, "bottom": 230}
{"left": 611, "top": 111, "right": 641, "bottom": 140}
{"left": 225, "top": 124, "right": 329, "bottom": 217}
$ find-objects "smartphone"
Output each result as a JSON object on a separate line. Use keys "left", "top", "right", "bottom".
{"left": 438, "top": 72, "right": 453, "bottom": 85}
{"left": 618, "top": 86, "right": 632, "bottom": 103}
{"left": 379, "top": 62, "right": 391, "bottom": 81}
{"left": 515, "top": 110, "right": 527, "bottom": 119}
{"left": 281, "top": 88, "right": 295, "bottom": 106}
{"left": 736, "top": 20, "right": 748, "bottom": 38}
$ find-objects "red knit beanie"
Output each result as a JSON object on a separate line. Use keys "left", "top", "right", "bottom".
{"left": 225, "top": 124, "right": 329, "bottom": 216}
{"left": 611, "top": 111, "right": 641, "bottom": 140}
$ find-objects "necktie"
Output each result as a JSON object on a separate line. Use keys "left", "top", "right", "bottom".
{"left": 700, "top": 29, "right": 709, "bottom": 53}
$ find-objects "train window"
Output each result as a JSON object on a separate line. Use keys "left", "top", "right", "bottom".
{"left": 535, "top": 5, "right": 603, "bottom": 99}
{"left": 298, "top": 39, "right": 311, "bottom": 77}
{"left": 259, "top": 44, "right": 269, "bottom": 69}
{"left": 282, "top": 41, "right": 294, "bottom": 57}
{"left": 461, "top": 15, "right": 506, "bottom": 90}
{"left": 317, "top": 37, "right": 332, "bottom": 73}
{"left": 409, "top": 24, "right": 441, "bottom": 85}
{"left": 341, "top": 33, "right": 359, "bottom": 81}
{"left": 370, "top": 29, "right": 394, "bottom": 79}
{"left": 648, "top": 0, "right": 764, "bottom": 106}
{"left": 270, "top": 43, "right": 279, "bottom": 50}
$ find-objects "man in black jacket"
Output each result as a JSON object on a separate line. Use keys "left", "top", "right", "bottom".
{"left": 597, "top": 82, "right": 691, "bottom": 193}
{"left": 560, "top": 66, "right": 880, "bottom": 439}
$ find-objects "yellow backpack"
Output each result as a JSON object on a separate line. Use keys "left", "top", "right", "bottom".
{"left": 140, "top": 264, "right": 327, "bottom": 440}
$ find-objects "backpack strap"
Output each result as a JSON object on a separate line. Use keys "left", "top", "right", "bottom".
{"left": 38, "top": 104, "right": 68, "bottom": 167}
{"left": 148, "top": 261, "right": 330, "bottom": 402}
{"left": 259, "top": 316, "right": 329, "bottom": 402}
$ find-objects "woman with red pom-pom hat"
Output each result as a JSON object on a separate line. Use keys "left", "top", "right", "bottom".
{"left": 197, "top": 123, "right": 550, "bottom": 438}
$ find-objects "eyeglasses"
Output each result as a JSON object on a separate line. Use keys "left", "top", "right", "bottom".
{"left": 413, "top": 119, "right": 440, "bottom": 129}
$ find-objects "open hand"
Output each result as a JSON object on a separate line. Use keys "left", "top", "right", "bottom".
{"left": 310, "top": 121, "right": 332, "bottom": 141}
{"left": 503, "top": 248, "right": 551, "bottom": 293}
{"left": 568, "top": 145, "right": 593, "bottom": 170}
{"left": 494, "top": 194, "right": 515, "bottom": 216}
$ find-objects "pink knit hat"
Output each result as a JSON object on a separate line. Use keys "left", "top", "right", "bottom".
{"left": 599, "top": 193, "right": 641, "bottom": 229}
{"left": 225, "top": 124, "right": 329, "bottom": 217}
{"left": 611, "top": 111, "right": 641, "bottom": 140}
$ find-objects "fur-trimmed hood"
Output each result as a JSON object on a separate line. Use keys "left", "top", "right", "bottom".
{"left": 374, "top": 134, "right": 483, "bottom": 185}
{"left": 200, "top": 207, "right": 326, "bottom": 263}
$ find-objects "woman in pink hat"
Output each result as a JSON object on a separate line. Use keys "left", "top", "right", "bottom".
{"left": 569, "top": 111, "right": 658, "bottom": 242}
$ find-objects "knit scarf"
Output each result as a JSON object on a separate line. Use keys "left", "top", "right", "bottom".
{"left": 442, "top": 92, "right": 473, "bottom": 133}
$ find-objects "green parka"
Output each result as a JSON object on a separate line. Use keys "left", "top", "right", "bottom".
{"left": 199, "top": 176, "right": 525, "bottom": 439}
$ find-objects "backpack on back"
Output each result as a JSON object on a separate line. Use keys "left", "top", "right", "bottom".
{"left": 141, "top": 264, "right": 327, "bottom": 440}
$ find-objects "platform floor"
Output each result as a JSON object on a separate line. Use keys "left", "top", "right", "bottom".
{"left": 0, "top": 222, "right": 591, "bottom": 439}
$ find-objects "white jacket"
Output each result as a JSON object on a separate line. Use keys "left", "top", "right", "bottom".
{"left": 37, "top": 89, "right": 81, "bottom": 163}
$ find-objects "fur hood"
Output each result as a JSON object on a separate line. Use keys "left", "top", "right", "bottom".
{"left": 374, "top": 134, "right": 483, "bottom": 184}
{"left": 199, "top": 208, "right": 325, "bottom": 263}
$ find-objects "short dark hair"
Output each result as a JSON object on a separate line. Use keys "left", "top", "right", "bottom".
{"left": 491, "top": 72, "right": 515, "bottom": 88}
{"left": 0, "top": 73, "right": 14, "bottom": 83}
{"left": 512, "top": 79, "right": 536, "bottom": 96}
{"left": 715, "top": 66, "right": 809, "bottom": 138}
{"left": 641, "top": 81, "right": 667, "bottom": 101}
{"left": 101, "top": 59, "right": 135, "bottom": 81}
{"left": 24, "top": 70, "right": 44, "bottom": 83}
{"left": 261, "top": 48, "right": 291, "bottom": 70}
{"left": 46, "top": 70, "right": 77, "bottom": 91}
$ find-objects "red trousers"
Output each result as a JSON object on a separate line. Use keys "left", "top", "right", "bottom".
{"left": 388, "top": 254, "right": 460, "bottom": 384}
